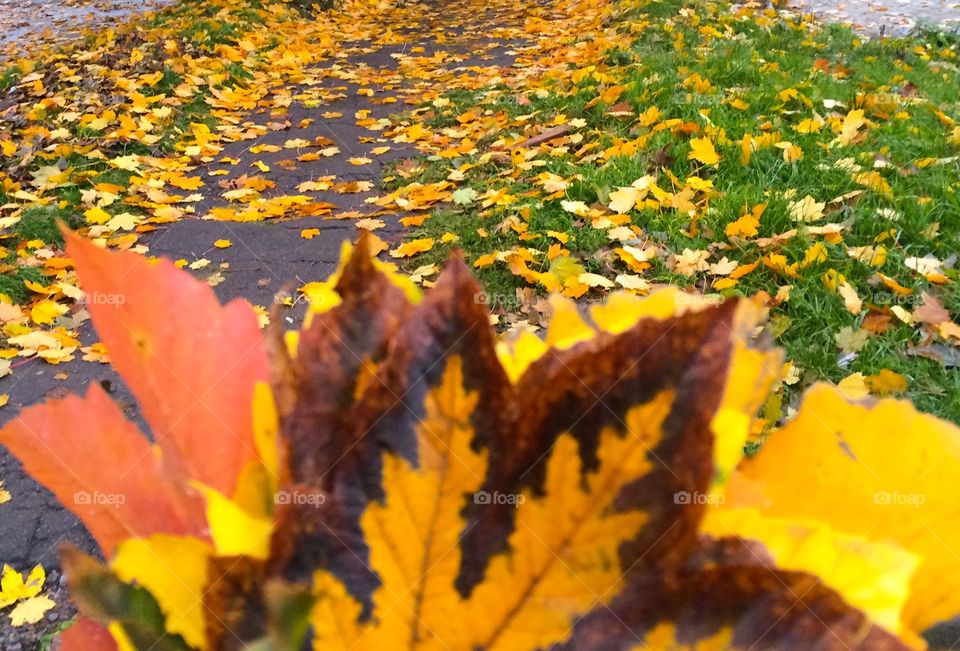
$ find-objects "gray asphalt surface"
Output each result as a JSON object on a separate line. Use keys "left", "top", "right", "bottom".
{"left": 790, "top": 0, "right": 960, "bottom": 35}
{"left": 0, "top": 0, "right": 172, "bottom": 60}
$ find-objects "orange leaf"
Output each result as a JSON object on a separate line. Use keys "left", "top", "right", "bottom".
{"left": 0, "top": 386, "right": 206, "bottom": 555}
{"left": 56, "top": 619, "right": 117, "bottom": 651}
{"left": 65, "top": 232, "right": 269, "bottom": 496}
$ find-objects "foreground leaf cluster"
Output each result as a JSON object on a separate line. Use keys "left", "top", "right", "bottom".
{"left": 3, "top": 233, "right": 960, "bottom": 649}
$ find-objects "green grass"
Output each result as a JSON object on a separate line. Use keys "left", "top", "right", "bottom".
{"left": 395, "top": 0, "right": 960, "bottom": 424}
{"left": 0, "top": 66, "right": 20, "bottom": 93}
{"left": 40, "top": 620, "right": 75, "bottom": 651}
{"left": 0, "top": 266, "right": 48, "bottom": 304}
{"left": 13, "top": 206, "right": 84, "bottom": 246}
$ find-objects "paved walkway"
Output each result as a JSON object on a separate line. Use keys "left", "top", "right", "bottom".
{"left": 0, "top": 0, "right": 173, "bottom": 60}
{"left": 790, "top": 0, "right": 960, "bottom": 35}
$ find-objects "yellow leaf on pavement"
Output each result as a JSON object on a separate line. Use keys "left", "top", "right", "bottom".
{"left": 9, "top": 595, "right": 55, "bottom": 626}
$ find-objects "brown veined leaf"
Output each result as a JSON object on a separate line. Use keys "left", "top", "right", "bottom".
{"left": 8, "top": 238, "right": 937, "bottom": 651}
{"left": 270, "top": 236, "right": 423, "bottom": 588}
{"left": 567, "top": 537, "right": 909, "bottom": 650}
{"left": 300, "top": 281, "right": 746, "bottom": 649}
{"left": 271, "top": 244, "right": 797, "bottom": 649}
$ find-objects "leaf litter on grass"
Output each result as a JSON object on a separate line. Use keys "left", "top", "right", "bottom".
{"left": 372, "top": 0, "right": 960, "bottom": 425}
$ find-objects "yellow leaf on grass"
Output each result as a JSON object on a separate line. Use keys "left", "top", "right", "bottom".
{"left": 538, "top": 255, "right": 585, "bottom": 293}
{"left": 788, "top": 195, "right": 825, "bottom": 222}
{"left": 836, "top": 108, "right": 867, "bottom": 145}
{"left": 607, "top": 186, "right": 640, "bottom": 213}
{"left": 109, "top": 155, "right": 142, "bottom": 172}
{"left": 560, "top": 199, "right": 590, "bottom": 217}
{"left": 389, "top": 237, "right": 435, "bottom": 258}
{"left": 865, "top": 369, "right": 908, "bottom": 396}
{"left": 725, "top": 211, "right": 760, "bottom": 238}
{"left": 688, "top": 136, "right": 720, "bottom": 166}
{"left": 855, "top": 171, "right": 893, "bottom": 197}
{"left": 84, "top": 206, "right": 111, "bottom": 225}
{"left": 837, "top": 372, "right": 869, "bottom": 400}
{"left": 838, "top": 281, "right": 862, "bottom": 314}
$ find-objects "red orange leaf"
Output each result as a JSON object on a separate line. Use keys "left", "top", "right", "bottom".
{"left": 66, "top": 232, "right": 269, "bottom": 495}
{"left": 0, "top": 385, "right": 205, "bottom": 555}
{"left": 57, "top": 619, "right": 118, "bottom": 651}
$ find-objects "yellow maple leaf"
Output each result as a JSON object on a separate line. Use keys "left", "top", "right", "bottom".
{"left": 607, "top": 186, "right": 640, "bottom": 213}
{"left": 84, "top": 206, "right": 111, "bottom": 225}
{"left": 721, "top": 383, "right": 960, "bottom": 635}
{"left": 865, "top": 369, "right": 909, "bottom": 396}
{"left": 725, "top": 204, "right": 764, "bottom": 239}
{"left": 836, "top": 108, "right": 867, "bottom": 145}
{"left": 788, "top": 194, "right": 825, "bottom": 222}
{"left": 389, "top": 237, "right": 435, "bottom": 258}
{"left": 30, "top": 300, "right": 68, "bottom": 326}
{"left": 0, "top": 564, "right": 45, "bottom": 608}
{"left": 688, "top": 136, "right": 721, "bottom": 166}
{"left": 9, "top": 595, "right": 55, "bottom": 626}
